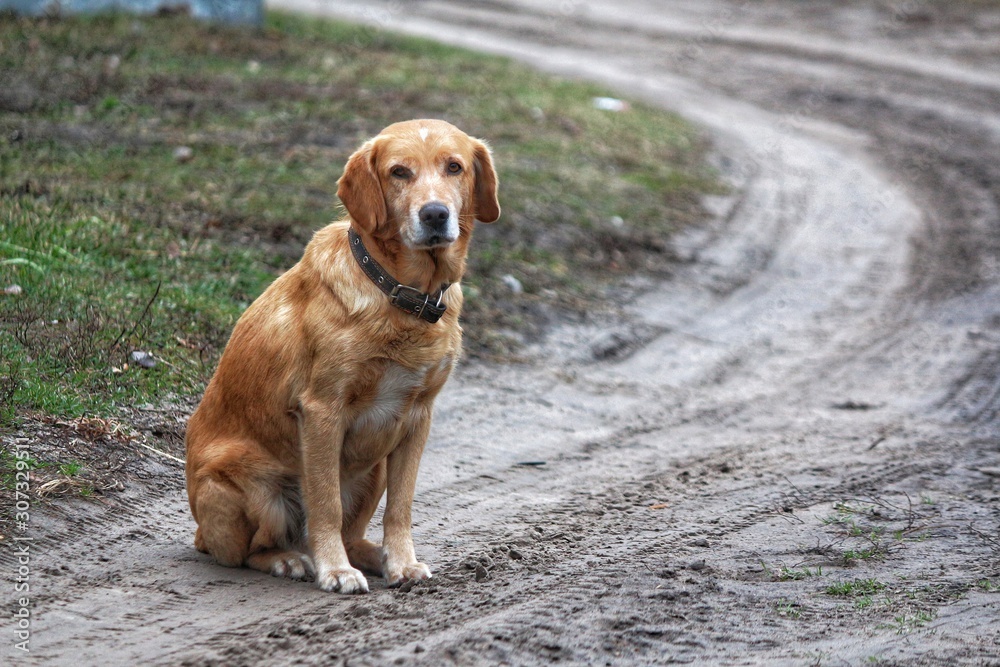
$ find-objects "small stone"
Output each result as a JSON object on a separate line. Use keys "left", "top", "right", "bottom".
{"left": 130, "top": 351, "right": 156, "bottom": 369}
{"left": 593, "top": 96, "right": 629, "bottom": 112}
{"left": 508, "top": 548, "right": 524, "bottom": 561}
{"left": 689, "top": 560, "right": 707, "bottom": 571}
{"left": 103, "top": 54, "right": 121, "bottom": 76}
{"left": 475, "top": 564, "right": 489, "bottom": 581}
{"left": 690, "top": 538, "right": 709, "bottom": 548}
{"left": 414, "top": 645, "right": 425, "bottom": 653}
{"left": 529, "top": 106, "right": 545, "bottom": 122}
{"left": 610, "top": 215, "right": 625, "bottom": 228}
{"left": 3, "top": 284, "right": 22, "bottom": 295}
{"left": 501, "top": 274, "right": 523, "bottom": 294}
{"left": 173, "top": 146, "right": 194, "bottom": 163}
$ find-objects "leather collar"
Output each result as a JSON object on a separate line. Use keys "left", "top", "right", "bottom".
{"left": 348, "top": 227, "right": 449, "bottom": 324}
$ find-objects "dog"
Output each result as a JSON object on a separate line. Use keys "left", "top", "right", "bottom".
{"left": 185, "top": 119, "right": 500, "bottom": 593}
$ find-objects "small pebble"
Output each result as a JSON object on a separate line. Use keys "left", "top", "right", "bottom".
{"left": 130, "top": 351, "right": 157, "bottom": 369}
{"left": 104, "top": 54, "right": 121, "bottom": 76}
{"left": 173, "top": 146, "right": 194, "bottom": 163}
{"left": 501, "top": 274, "right": 523, "bottom": 294}
{"left": 689, "top": 560, "right": 707, "bottom": 571}
{"left": 3, "top": 284, "right": 22, "bottom": 295}
{"left": 475, "top": 564, "right": 489, "bottom": 581}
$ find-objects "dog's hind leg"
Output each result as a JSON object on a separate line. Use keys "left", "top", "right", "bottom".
{"left": 342, "top": 459, "right": 387, "bottom": 575}
{"left": 245, "top": 482, "right": 314, "bottom": 580}
{"left": 194, "top": 467, "right": 313, "bottom": 580}
{"left": 192, "top": 475, "right": 252, "bottom": 568}
{"left": 246, "top": 549, "right": 315, "bottom": 579}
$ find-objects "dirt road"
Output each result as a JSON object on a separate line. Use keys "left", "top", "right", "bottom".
{"left": 6, "top": 1, "right": 1000, "bottom": 665}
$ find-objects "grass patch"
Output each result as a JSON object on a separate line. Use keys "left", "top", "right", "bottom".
{"left": 976, "top": 578, "right": 1000, "bottom": 593}
{"left": 878, "top": 609, "right": 937, "bottom": 635}
{"left": 774, "top": 598, "right": 802, "bottom": 619}
{"left": 0, "top": 10, "right": 719, "bottom": 426}
{"left": 0, "top": 446, "right": 46, "bottom": 489}
{"left": 825, "top": 578, "right": 886, "bottom": 598}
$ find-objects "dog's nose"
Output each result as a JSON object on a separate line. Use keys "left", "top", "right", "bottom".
{"left": 419, "top": 203, "right": 450, "bottom": 230}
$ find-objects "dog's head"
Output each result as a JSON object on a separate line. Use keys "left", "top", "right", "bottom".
{"left": 337, "top": 120, "right": 500, "bottom": 250}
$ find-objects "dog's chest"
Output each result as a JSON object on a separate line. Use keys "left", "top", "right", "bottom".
{"left": 340, "top": 359, "right": 448, "bottom": 471}
{"left": 354, "top": 363, "right": 424, "bottom": 432}
{"left": 349, "top": 358, "right": 449, "bottom": 436}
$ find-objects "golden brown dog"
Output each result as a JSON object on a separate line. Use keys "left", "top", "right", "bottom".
{"left": 185, "top": 119, "right": 500, "bottom": 593}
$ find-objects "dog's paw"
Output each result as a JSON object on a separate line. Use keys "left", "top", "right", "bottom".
{"left": 385, "top": 562, "right": 432, "bottom": 588}
{"left": 270, "top": 553, "right": 315, "bottom": 580}
{"left": 317, "top": 565, "right": 369, "bottom": 594}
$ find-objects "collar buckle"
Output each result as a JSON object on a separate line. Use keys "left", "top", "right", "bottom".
{"left": 390, "top": 283, "right": 431, "bottom": 317}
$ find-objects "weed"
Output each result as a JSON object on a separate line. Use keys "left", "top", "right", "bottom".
{"left": 880, "top": 609, "right": 937, "bottom": 634}
{"left": 855, "top": 596, "right": 875, "bottom": 610}
{"left": 775, "top": 598, "right": 802, "bottom": 619}
{"left": 778, "top": 565, "right": 823, "bottom": 581}
{"left": 975, "top": 579, "right": 999, "bottom": 593}
{"left": 58, "top": 461, "right": 83, "bottom": 477}
{"left": 0, "top": 448, "right": 47, "bottom": 489}
{"left": 825, "top": 578, "right": 886, "bottom": 597}
{"left": 842, "top": 546, "right": 885, "bottom": 563}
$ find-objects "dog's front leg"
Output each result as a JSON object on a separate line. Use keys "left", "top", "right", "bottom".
{"left": 383, "top": 401, "right": 434, "bottom": 587}
{"left": 300, "top": 398, "right": 369, "bottom": 594}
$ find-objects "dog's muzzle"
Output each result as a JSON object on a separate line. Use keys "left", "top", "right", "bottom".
{"left": 415, "top": 202, "right": 457, "bottom": 247}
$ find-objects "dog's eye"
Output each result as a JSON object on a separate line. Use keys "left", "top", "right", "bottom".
{"left": 391, "top": 166, "right": 411, "bottom": 179}
{"left": 447, "top": 162, "right": 463, "bottom": 174}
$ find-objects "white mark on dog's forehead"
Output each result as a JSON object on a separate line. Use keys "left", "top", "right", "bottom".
{"left": 419, "top": 128, "right": 429, "bottom": 141}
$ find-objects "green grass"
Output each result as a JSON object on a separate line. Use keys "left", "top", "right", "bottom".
{"left": 825, "top": 578, "right": 886, "bottom": 597}
{"left": 842, "top": 546, "right": 886, "bottom": 563}
{"left": 58, "top": 460, "right": 83, "bottom": 476}
{"left": 0, "top": 10, "right": 719, "bottom": 426}
{"left": 774, "top": 598, "right": 802, "bottom": 619}
{"left": 879, "top": 609, "right": 937, "bottom": 635}
{"left": 976, "top": 579, "right": 1000, "bottom": 593}
{"left": 0, "top": 447, "right": 46, "bottom": 489}
{"left": 777, "top": 565, "right": 823, "bottom": 581}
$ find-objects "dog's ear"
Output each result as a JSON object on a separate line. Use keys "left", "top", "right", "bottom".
{"left": 337, "top": 140, "right": 386, "bottom": 233}
{"left": 472, "top": 139, "right": 501, "bottom": 223}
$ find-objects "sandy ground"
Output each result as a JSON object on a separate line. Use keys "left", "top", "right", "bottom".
{"left": 4, "top": 1, "right": 1000, "bottom": 665}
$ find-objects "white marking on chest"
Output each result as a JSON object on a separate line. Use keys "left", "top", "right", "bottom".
{"left": 419, "top": 127, "right": 429, "bottom": 141}
{"left": 354, "top": 364, "right": 424, "bottom": 431}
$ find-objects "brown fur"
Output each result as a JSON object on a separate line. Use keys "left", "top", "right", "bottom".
{"left": 185, "top": 119, "right": 500, "bottom": 593}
